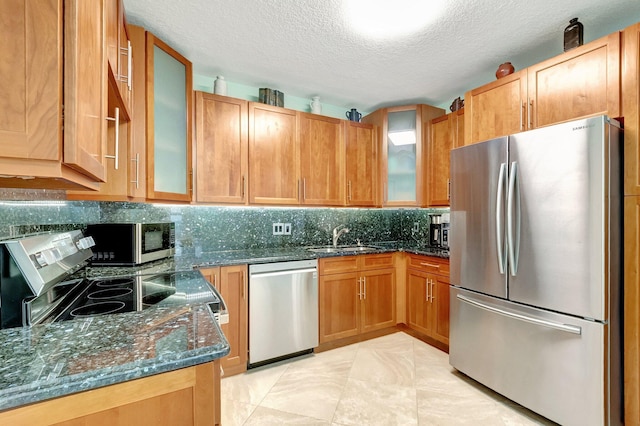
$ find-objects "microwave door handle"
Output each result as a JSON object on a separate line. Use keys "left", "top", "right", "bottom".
{"left": 507, "top": 161, "right": 520, "bottom": 276}
{"left": 496, "top": 162, "right": 507, "bottom": 275}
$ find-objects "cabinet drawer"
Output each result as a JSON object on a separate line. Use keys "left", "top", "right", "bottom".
{"left": 359, "top": 253, "right": 395, "bottom": 270}
{"left": 319, "top": 256, "right": 358, "bottom": 275}
{"left": 408, "top": 255, "right": 449, "bottom": 276}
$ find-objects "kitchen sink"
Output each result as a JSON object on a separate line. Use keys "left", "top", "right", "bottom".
{"left": 307, "top": 246, "right": 379, "bottom": 253}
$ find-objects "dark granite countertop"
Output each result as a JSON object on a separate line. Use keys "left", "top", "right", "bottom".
{"left": 0, "top": 271, "right": 230, "bottom": 412}
{"left": 0, "top": 243, "right": 445, "bottom": 412}
{"left": 179, "top": 242, "right": 448, "bottom": 270}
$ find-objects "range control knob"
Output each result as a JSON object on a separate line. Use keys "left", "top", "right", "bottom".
{"left": 76, "top": 236, "right": 96, "bottom": 250}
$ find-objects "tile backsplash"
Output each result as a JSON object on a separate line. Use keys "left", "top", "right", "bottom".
{"left": 0, "top": 196, "right": 448, "bottom": 254}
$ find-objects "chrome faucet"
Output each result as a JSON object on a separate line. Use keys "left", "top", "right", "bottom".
{"left": 332, "top": 225, "right": 350, "bottom": 248}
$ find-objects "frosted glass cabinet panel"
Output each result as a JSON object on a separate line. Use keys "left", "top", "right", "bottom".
{"left": 387, "top": 108, "right": 417, "bottom": 203}
{"left": 146, "top": 33, "right": 193, "bottom": 202}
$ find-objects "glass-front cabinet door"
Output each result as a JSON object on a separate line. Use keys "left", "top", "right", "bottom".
{"left": 145, "top": 32, "right": 193, "bottom": 202}
{"left": 385, "top": 106, "right": 421, "bottom": 205}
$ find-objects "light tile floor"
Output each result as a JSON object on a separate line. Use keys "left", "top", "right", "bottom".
{"left": 221, "top": 332, "right": 556, "bottom": 425}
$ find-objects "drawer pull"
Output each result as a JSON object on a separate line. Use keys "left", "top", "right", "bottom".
{"left": 419, "top": 262, "right": 440, "bottom": 269}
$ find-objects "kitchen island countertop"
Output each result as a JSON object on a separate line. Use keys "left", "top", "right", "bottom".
{"left": 0, "top": 271, "right": 229, "bottom": 412}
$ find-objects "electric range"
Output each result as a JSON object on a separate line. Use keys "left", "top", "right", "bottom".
{"left": 0, "top": 230, "right": 224, "bottom": 329}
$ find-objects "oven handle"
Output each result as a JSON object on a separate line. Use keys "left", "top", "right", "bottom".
{"left": 208, "top": 285, "right": 229, "bottom": 325}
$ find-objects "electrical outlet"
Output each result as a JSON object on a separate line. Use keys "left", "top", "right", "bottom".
{"left": 272, "top": 223, "right": 284, "bottom": 235}
{"left": 283, "top": 223, "right": 291, "bottom": 235}
{"left": 413, "top": 222, "right": 419, "bottom": 232}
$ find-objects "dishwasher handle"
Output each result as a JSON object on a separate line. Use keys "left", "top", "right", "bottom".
{"left": 250, "top": 268, "right": 317, "bottom": 279}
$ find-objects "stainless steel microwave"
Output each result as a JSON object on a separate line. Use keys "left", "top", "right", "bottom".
{"left": 85, "top": 223, "right": 175, "bottom": 265}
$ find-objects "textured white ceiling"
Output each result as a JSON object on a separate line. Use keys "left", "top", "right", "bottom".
{"left": 123, "top": 0, "right": 639, "bottom": 111}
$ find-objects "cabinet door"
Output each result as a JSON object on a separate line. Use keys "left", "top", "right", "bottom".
{"left": 406, "top": 269, "right": 430, "bottom": 335}
{"left": 319, "top": 272, "right": 360, "bottom": 343}
{"left": 201, "top": 266, "right": 248, "bottom": 377}
{"left": 299, "top": 113, "right": 345, "bottom": 205}
{"left": 345, "top": 122, "right": 377, "bottom": 206}
{"left": 0, "top": 0, "right": 60, "bottom": 162}
{"left": 146, "top": 32, "right": 193, "bottom": 202}
{"left": 385, "top": 106, "right": 420, "bottom": 205}
{"left": 128, "top": 24, "right": 147, "bottom": 200}
{"left": 63, "top": 0, "right": 107, "bottom": 182}
{"left": 66, "top": 73, "right": 131, "bottom": 201}
{"left": 432, "top": 275, "right": 450, "bottom": 346}
{"left": 248, "top": 103, "right": 299, "bottom": 205}
{"left": 195, "top": 92, "right": 248, "bottom": 204}
{"left": 528, "top": 32, "right": 620, "bottom": 129}
{"left": 427, "top": 114, "right": 453, "bottom": 207}
{"left": 465, "top": 70, "right": 527, "bottom": 144}
{"left": 360, "top": 268, "right": 396, "bottom": 333}
{"left": 453, "top": 108, "right": 464, "bottom": 148}
{"left": 219, "top": 265, "right": 248, "bottom": 376}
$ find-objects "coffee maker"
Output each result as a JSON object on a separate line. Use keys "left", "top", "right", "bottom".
{"left": 429, "top": 214, "right": 450, "bottom": 248}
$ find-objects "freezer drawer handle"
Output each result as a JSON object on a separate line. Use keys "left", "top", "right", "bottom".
{"left": 456, "top": 294, "right": 582, "bottom": 335}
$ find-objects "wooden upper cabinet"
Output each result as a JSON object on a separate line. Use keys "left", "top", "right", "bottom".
{"left": 127, "top": 24, "right": 147, "bottom": 200}
{"left": 345, "top": 121, "right": 378, "bottom": 207}
{"left": 528, "top": 32, "right": 620, "bottom": 129}
{"left": 464, "top": 69, "right": 527, "bottom": 145}
{"left": 363, "top": 104, "right": 443, "bottom": 207}
{"left": 0, "top": 0, "right": 108, "bottom": 190}
{"left": 248, "top": 103, "right": 299, "bottom": 205}
{"left": 106, "top": 0, "right": 131, "bottom": 115}
{"left": 427, "top": 114, "right": 454, "bottom": 206}
{"left": 63, "top": 0, "right": 108, "bottom": 182}
{"left": 453, "top": 108, "right": 465, "bottom": 148}
{"left": 145, "top": 32, "right": 193, "bottom": 202}
{"left": 622, "top": 23, "right": 640, "bottom": 196}
{"left": 299, "top": 113, "right": 345, "bottom": 206}
{"left": 195, "top": 92, "right": 248, "bottom": 204}
{"left": 465, "top": 32, "right": 621, "bottom": 145}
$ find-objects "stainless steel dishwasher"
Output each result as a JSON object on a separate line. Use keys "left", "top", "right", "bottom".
{"left": 248, "top": 259, "right": 318, "bottom": 367}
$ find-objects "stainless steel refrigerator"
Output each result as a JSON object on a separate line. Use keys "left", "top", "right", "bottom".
{"left": 449, "top": 115, "right": 622, "bottom": 426}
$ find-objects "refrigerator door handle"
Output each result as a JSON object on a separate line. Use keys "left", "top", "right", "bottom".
{"left": 507, "top": 161, "right": 521, "bottom": 276}
{"left": 456, "top": 294, "right": 582, "bottom": 335}
{"left": 496, "top": 162, "right": 507, "bottom": 275}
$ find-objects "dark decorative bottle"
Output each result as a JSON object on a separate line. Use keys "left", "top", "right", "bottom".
{"left": 564, "top": 18, "right": 583, "bottom": 52}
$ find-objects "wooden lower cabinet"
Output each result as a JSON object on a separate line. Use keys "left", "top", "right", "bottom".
{"left": 319, "top": 254, "right": 396, "bottom": 344}
{"left": 0, "top": 361, "right": 221, "bottom": 426}
{"left": 406, "top": 255, "right": 450, "bottom": 348}
{"left": 200, "top": 265, "right": 248, "bottom": 376}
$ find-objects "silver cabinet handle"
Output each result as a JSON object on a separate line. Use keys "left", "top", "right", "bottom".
{"left": 457, "top": 294, "right": 581, "bottom": 335}
{"left": 430, "top": 280, "right": 435, "bottom": 303}
{"left": 363, "top": 277, "right": 366, "bottom": 300}
{"left": 303, "top": 178, "right": 307, "bottom": 201}
{"left": 420, "top": 262, "right": 440, "bottom": 269}
{"left": 520, "top": 101, "right": 525, "bottom": 131}
{"left": 357, "top": 277, "right": 363, "bottom": 300}
{"left": 105, "top": 107, "right": 120, "bottom": 169}
{"left": 131, "top": 152, "right": 140, "bottom": 188}
{"left": 507, "top": 161, "right": 520, "bottom": 276}
{"left": 347, "top": 180, "right": 352, "bottom": 202}
{"left": 425, "top": 278, "right": 430, "bottom": 302}
{"left": 528, "top": 99, "right": 534, "bottom": 129}
{"left": 447, "top": 178, "right": 451, "bottom": 200}
{"left": 496, "top": 162, "right": 507, "bottom": 275}
{"left": 241, "top": 175, "right": 246, "bottom": 200}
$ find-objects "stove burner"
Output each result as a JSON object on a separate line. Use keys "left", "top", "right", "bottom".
{"left": 94, "top": 277, "right": 136, "bottom": 288}
{"left": 87, "top": 288, "right": 133, "bottom": 300}
{"left": 70, "top": 301, "right": 126, "bottom": 318}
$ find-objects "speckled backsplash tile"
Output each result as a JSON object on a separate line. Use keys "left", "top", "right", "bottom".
{"left": 0, "top": 198, "right": 448, "bottom": 252}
